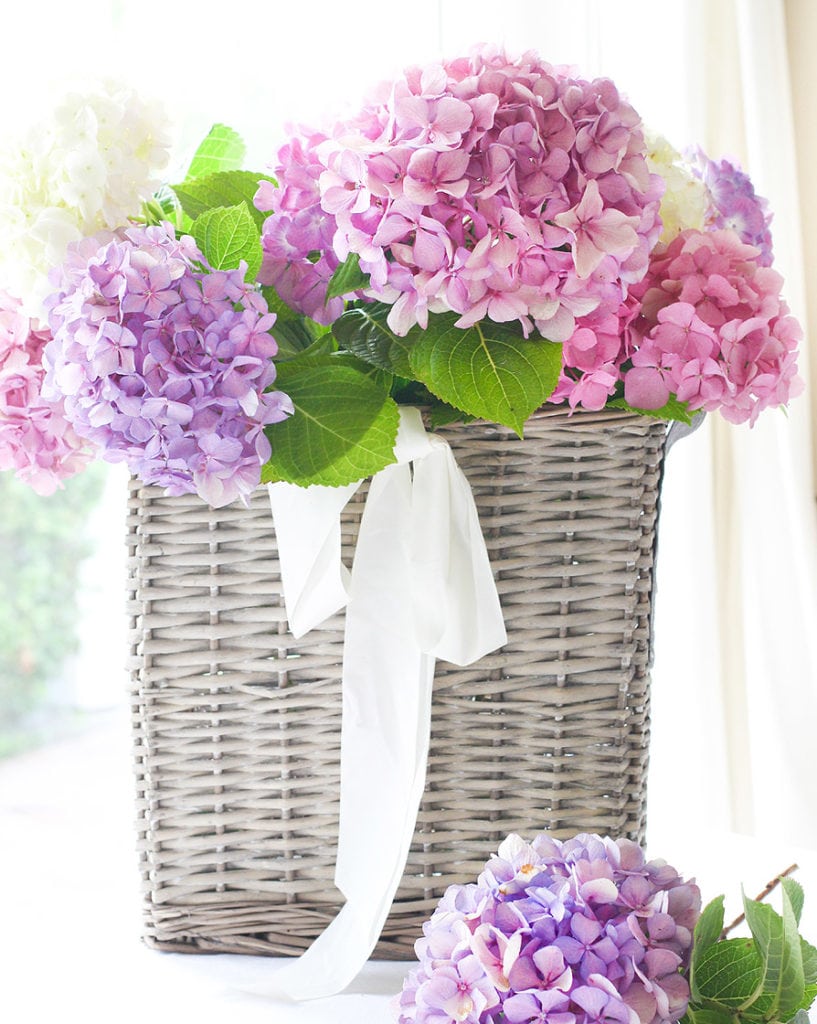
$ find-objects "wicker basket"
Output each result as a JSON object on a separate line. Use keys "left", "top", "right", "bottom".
{"left": 128, "top": 406, "right": 669, "bottom": 959}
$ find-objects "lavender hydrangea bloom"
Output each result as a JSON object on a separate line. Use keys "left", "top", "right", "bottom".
{"left": 394, "top": 833, "right": 700, "bottom": 1024}
{"left": 42, "top": 223, "right": 293, "bottom": 507}
{"left": 690, "top": 149, "right": 774, "bottom": 266}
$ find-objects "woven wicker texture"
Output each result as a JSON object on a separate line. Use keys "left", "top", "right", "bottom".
{"left": 128, "top": 407, "right": 668, "bottom": 959}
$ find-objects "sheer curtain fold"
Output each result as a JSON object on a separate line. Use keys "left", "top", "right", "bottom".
{"left": 652, "top": 0, "right": 817, "bottom": 847}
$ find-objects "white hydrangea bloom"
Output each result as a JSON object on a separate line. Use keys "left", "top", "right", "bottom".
{"left": 0, "top": 81, "right": 171, "bottom": 321}
{"left": 645, "top": 130, "right": 707, "bottom": 244}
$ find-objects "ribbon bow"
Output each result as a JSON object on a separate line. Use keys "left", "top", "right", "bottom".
{"left": 264, "top": 407, "right": 507, "bottom": 1000}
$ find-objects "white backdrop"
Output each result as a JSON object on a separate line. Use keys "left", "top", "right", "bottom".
{"left": 2, "top": 0, "right": 815, "bottom": 849}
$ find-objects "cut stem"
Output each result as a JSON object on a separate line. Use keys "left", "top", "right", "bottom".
{"left": 719, "top": 863, "right": 799, "bottom": 939}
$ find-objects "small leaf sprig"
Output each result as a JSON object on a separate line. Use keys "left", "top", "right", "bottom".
{"left": 683, "top": 870, "right": 817, "bottom": 1024}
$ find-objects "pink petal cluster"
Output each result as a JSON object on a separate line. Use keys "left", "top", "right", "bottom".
{"left": 0, "top": 290, "right": 91, "bottom": 495}
{"left": 255, "top": 132, "right": 347, "bottom": 324}
{"left": 43, "top": 224, "right": 293, "bottom": 507}
{"left": 621, "top": 229, "right": 802, "bottom": 424}
{"left": 259, "top": 46, "right": 663, "bottom": 339}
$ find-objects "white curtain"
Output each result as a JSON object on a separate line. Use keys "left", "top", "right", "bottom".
{"left": 3, "top": 0, "right": 815, "bottom": 845}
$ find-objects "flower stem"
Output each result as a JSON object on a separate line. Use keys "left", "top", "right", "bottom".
{"left": 719, "top": 863, "right": 799, "bottom": 939}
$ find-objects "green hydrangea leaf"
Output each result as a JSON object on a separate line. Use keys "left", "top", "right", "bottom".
{"left": 185, "top": 123, "right": 246, "bottom": 178}
{"left": 191, "top": 204, "right": 262, "bottom": 281}
{"left": 172, "top": 170, "right": 273, "bottom": 230}
{"left": 332, "top": 302, "right": 414, "bottom": 377}
{"left": 607, "top": 394, "right": 693, "bottom": 425}
{"left": 784, "top": 1009, "right": 812, "bottom": 1024}
{"left": 801, "top": 938, "right": 817, "bottom": 985}
{"left": 693, "top": 938, "right": 764, "bottom": 1009}
{"left": 407, "top": 314, "right": 563, "bottom": 435}
{"left": 690, "top": 897, "right": 727, "bottom": 1001}
{"left": 326, "top": 253, "right": 371, "bottom": 300}
{"left": 743, "top": 884, "right": 806, "bottom": 1021}
{"left": 262, "top": 358, "right": 399, "bottom": 487}
{"left": 682, "top": 1008, "right": 739, "bottom": 1024}
{"left": 783, "top": 878, "right": 805, "bottom": 927}
{"left": 427, "top": 401, "right": 475, "bottom": 429}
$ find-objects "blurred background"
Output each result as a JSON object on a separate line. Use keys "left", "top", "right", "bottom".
{"left": 1, "top": 0, "right": 815, "bottom": 873}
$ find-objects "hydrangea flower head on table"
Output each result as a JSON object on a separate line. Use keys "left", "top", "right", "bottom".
{"left": 0, "top": 47, "right": 803, "bottom": 504}
{"left": 394, "top": 832, "right": 700, "bottom": 1024}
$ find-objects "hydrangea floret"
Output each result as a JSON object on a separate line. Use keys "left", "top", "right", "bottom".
{"left": 43, "top": 223, "right": 292, "bottom": 507}
{"left": 394, "top": 832, "right": 701, "bottom": 1024}
{"left": 0, "top": 290, "right": 91, "bottom": 494}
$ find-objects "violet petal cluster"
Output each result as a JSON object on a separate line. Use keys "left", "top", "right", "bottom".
{"left": 0, "top": 289, "right": 91, "bottom": 495}
{"left": 43, "top": 223, "right": 293, "bottom": 507}
{"left": 395, "top": 832, "right": 700, "bottom": 1024}
{"left": 690, "top": 150, "right": 774, "bottom": 266}
{"left": 621, "top": 229, "right": 802, "bottom": 424}
{"left": 258, "top": 46, "right": 663, "bottom": 340}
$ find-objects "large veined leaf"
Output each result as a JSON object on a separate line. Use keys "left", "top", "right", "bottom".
{"left": 185, "top": 124, "right": 246, "bottom": 178}
{"left": 332, "top": 302, "right": 415, "bottom": 377}
{"left": 407, "top": 314, "right": 563, "bottom": 435}
{"left": 173, "top": 170, "right": 274, "bottom": 230}
{"left": 693, "top": 939, "right": 764, "bottom": 1009}
{"left": 262, "top": 358, "right": 399, "bottom": 487}
{"left": 191, "top": 204, "right": 262, "bottom": 281}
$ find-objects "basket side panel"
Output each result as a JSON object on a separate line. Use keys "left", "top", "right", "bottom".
{"left": 128, "top": 409, "right": 667, "bottom": 958}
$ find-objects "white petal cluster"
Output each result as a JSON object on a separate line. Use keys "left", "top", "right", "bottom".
{"left": 645, "top": 130, "right": 707, "bottom": 245}
{"left": 0, "top": 81, "right": 171, "bottom": 321}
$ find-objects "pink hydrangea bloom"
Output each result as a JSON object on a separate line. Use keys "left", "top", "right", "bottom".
{"left": 622, "top": 229, "right": 802, "bottom": 423}
{"left": 255, "top": 131, "right": 347, "bottom": 325}
{"left": 259, "top": 46, "right": 663, "bottom": 339}
{"left": 0, "top": 290, "right": 91, "bottom": 494}
{"left": 43, "top": 224, "right": 293, "bottom": 507}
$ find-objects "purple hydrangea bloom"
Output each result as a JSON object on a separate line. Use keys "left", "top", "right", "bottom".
{"left": 42, "top": 223, "right": 293, "bottom": 507}
{"left": 690, "top": 149, "right": 774, "bottom": 266}
{"left": 393, "top": 833, "right": 700, "bottom": 1024}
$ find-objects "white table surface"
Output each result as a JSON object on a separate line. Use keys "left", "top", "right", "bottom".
{"left": 2, "top": 707, "right": 815, "bottom": 1023}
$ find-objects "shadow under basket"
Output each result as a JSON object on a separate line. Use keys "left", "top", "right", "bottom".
{"left": 127, "top": 406, "right": 669, "bottom": 960}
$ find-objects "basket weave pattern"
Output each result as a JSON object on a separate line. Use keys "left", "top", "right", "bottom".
{"left": 128, "top": 408, "right": 667, "bottom": 959}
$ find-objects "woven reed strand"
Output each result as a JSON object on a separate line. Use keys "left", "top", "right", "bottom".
{"left": 127, "top": 407, "right": 667, "bottom": 959}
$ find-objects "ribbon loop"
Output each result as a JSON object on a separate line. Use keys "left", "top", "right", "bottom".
{"left": 262, "top": 407, "right": 506, "bottom": 1001}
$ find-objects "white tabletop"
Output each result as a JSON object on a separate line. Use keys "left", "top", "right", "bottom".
{"left": 2, "top": 708, "right": 815, "bottom": 1023}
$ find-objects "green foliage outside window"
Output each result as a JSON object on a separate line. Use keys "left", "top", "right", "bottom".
{"left": 0, "top": 465, "right": 105, "bottom": 755}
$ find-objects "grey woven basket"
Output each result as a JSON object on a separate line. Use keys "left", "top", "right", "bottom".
{"left": 128, "top": 406, "right": 669, "bottom": 959}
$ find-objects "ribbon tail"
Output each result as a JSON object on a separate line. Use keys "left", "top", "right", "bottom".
{"left": 264, "top": 463, "right": 436, "bottom": 999}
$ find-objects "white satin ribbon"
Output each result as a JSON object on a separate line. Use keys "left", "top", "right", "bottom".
{"left": 262, "top": 406, "right": 506, "bottom": 1001}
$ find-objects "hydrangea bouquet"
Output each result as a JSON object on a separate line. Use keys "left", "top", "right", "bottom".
{"left": 0, "top": 47, "right": 803, "bottom": 504}
{"left": 394, "top": 832, "right": 817, "bottom": 1024}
